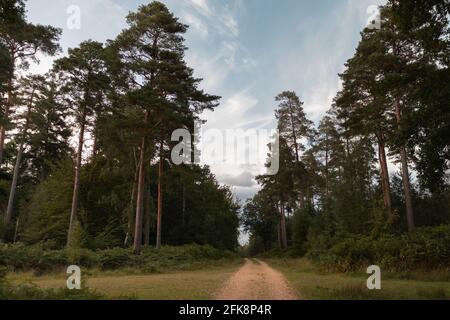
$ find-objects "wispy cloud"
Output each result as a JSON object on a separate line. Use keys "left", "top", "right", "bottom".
{"left": 188, "top": 0, "right": 212, "bottom": 17}
{"left": 182, "top": 12, "right": 209, "bottom": 39}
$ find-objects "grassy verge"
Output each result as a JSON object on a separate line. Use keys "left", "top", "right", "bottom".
{"left": 265, "top": 259, "right": 450, "bottom": 300}
{"left": 7, "top": 259, "right": 243, "bottom": 300}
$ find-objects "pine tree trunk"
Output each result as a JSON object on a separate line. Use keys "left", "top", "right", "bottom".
{"left": 376, "top": 133, "right": 392, "bottom": 217}
{"left": 13, "top": 218, "right": 19, "bottom": 243}
{"left": 67, "top": 107, "right": 87, "bottom": 248}
{"left": 4, "top": 144, "right": 23, "bottom": 226}
{"left": 133, "top": 111, "right": 150, "bottom": 254}
{"left": 400, "top": 147, "right": 415, "bottom": 230}
{"left": 277, "top": 222, "right": 282, "bottom": 249}
{"left": 4, "top": 89, "right": 34, "bottom": 229}
{"left": 124, "top": 151, "right": 140, "bottom": 247}
{"left": 133, "top": 136, "right": 146, "bottom": 254}
{"left": 156, "top": 142, "right": 163, "bottom": 250}
{"left": 395, "top": 99, "right": 415, "bottom": 231}
{"left": 288, "top": 104, "right": 300, "bottom": 162}
{"left": 299, "top": 192, "right": 306, "bottom": 210}
{"left": 0, "top": 73, "right": 14, "bottom": 167}
{"left": 143, "top": 182, "right": 151, "bottom": 246}
{"left": 280, "top": 202, "right": 288, "bottom": 249}
{"left": 182, "top": 185, "right": 186, "bottom": 228}
{"left": 325, "top": 147, "right": 330, "bottom": 201}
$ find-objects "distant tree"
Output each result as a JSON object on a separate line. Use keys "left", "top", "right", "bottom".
{"left": 314, "top": 114, "right": 344, "bottom": 204}
{"left": 275, "top": 91, "right": 314, "bottom": 209}
{"left": 257, "top": 138, "right": 296, "bottom": 249}
{"left": 275, "top": 91, "right": 313, "bottom": 162}
{"left": 243, "top": 190, "right": 279, "bottom": 252}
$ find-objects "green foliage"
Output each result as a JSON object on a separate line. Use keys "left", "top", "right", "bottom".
{"left": 0, "top": 283, "right": 104, "bottom": 300}
{"left": 160, "top": 165, "right": 240, "bottom": 250}
{"left": 0, "top": 264, "right": 104, "bottom": 300}
{"left": 0, "top": 243, "right": 68, "bottom": 274}
{"left": 308, "top": 225, "right": 450, "bottom": 272}
{"left": 20, "top": 158, "right": 74, "bottom": 247}
{"left": 292, "top": 207, "right": 313, "bottom": 255}
{"left": 0, "top": 243, "right": 235, "bottom": 274}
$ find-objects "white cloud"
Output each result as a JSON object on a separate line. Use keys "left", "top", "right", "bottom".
{"left": 203, "top": 89, "right": 259, "bottom": 130}
{"left": 186, "top": 0, "right": 239, "bottom": 37}
{"left": 219, "top": 172, "right": 256, "bottom": 188}
{"left": 233, "top": 186, "right": 260, "bottom": 203}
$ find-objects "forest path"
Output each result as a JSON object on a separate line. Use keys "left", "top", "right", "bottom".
{"left": 214, "top": 258, "right": 298, "bottom": 300}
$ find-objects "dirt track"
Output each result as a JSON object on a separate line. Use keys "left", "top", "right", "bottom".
{"left": 214, "top": 259, "right": 298, "bottom": 300}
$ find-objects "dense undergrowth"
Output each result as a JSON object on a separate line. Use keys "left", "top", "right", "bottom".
{"left": 308, "top": 225, "right": 450, "bottom": 273}
{"left": 0, "top": 266, "right": 105, "bottom": 300}
{"left": 256, "top": 225, "right": 450, "bottom": 275}
{"left": 0, "top": 244, "right": 236, "bottom": 274}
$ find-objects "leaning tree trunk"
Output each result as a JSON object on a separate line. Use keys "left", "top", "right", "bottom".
{"left": 4, "top": 89, "right": 34, "bottom": 229}
{"left": 156, "top": 142, "right": 163, "bottom": 250}
{"left": 67, "top": 107, "right": 87, "bottom": 248}
{"left": 395, "top": 99, "right": 415, "bottom": 231}
{"left": 4, "top": 144, "right": 24, "bottom": 226}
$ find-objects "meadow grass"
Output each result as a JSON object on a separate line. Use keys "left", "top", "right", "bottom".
{"left": 7, "top": 260, "right": 244, "bottom": 300}
{"left": 265, "top": 258, "right": 450, "bottom": 300}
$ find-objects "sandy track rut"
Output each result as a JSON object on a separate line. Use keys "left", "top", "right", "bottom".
{"left": 214, "top": 259, "right": 298, "bottom": 300}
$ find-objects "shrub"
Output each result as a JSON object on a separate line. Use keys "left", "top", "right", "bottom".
{"left": 0, "top": 266, "right": 102, "bottom": 300}
{"left": 308, "top": 225, "right": 450, "bottom": 272}
{"left": 98, "top": 248, "right": 136, "bottom": 270}
{"left": 0, "top": 243, "right": 235, "bottom": 273}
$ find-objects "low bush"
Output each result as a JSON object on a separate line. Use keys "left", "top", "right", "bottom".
{"left": 0, "top": 267, "right": 104, "bottom": 300}
{"left": 308, "top": 225, "right": 450, "bottom": 272}
{"left": 0, "top": 244, "right": 235, "bottom": 274}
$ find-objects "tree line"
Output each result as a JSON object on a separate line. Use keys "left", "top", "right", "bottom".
{"left": 0, "top": 0, "right": 239, "bottom": 254}
{"left": 243, "top": 0, "right": 450, "bottom": 255}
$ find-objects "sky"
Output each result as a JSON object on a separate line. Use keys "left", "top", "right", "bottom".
{"left": 25, "top": 0, "right": 387, "bottom": 204}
